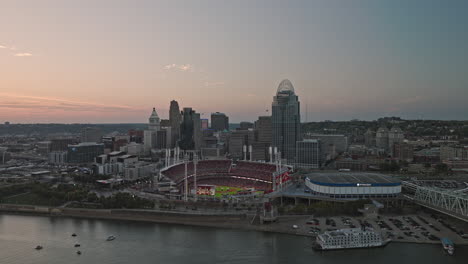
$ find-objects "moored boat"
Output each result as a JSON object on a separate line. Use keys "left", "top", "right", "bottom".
{"left": 313, "top": 227, "right": 390, "bottom": 251}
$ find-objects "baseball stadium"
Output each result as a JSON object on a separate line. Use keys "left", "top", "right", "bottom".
{"left": 160, "top": 159, "right": 291, "bottom": 198}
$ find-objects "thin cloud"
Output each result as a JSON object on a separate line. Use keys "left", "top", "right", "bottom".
{"left": 164, "top": 63, "right": 177, "bottom": 70}
{"left": 0, "top": 93, "right": 142, "bottom": 113}
{"left": 163, "top": 63, "right": 194, "bottom": 72}
{"left": 0, "top": 45, "right": 6, "bottom": 49}
{"left": 14, "top": 53, "right": 33, "bottom": 57}
{"left": 178, "top": 64, "right": 193, "bottom": 71}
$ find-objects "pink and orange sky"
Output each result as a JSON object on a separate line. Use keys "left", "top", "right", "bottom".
{"left": 1, "top": 0, "right": 467, "bottom": 123}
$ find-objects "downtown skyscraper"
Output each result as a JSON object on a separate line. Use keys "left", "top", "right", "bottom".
{"left": 169, "top": 100, "right": 181, "bottom": 148}
{"left": 271, "top": 79, "right": 301, "bottom": 163}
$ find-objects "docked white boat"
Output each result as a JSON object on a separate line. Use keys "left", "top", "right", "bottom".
{"left": 313, "top": 227, "right": 390, "bottom": 251}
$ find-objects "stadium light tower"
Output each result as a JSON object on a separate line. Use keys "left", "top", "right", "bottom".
{"left": 193, "top": 153, "right": 198, "bottom": 201}
{"left": 184, "top": 153, "right": 189, "bottom": 202}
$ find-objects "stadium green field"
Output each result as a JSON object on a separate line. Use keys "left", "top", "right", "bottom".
{"left": 212, "top": 186, "right": 263, "bottom": 198}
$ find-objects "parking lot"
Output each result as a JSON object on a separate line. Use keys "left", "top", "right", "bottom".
{"left": 294, "top": 213, "right": 468, "bottom": 245}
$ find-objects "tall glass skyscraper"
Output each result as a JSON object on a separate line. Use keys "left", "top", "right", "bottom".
{"left": 272, "top": 79, "right": 301, "bottom": 163}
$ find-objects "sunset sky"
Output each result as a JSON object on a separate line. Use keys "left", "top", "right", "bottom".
{"left": 1, "top": 0, "right": 467, "bottom": 123}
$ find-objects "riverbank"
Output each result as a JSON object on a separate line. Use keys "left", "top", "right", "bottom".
{"left": 1, "top": 203, "right": 466, "bottom": 245}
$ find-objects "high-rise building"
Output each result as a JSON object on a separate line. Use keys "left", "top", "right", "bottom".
{"left": 271, "top": 79, "right": 301, "bottom": 163}
{"left": 144, "top": 108, "right": 160, "bottom": 152}
{"left": 169, "top": 100, "right": 182, "bottom": 148}
{"left": 251, "top": 116, "right": 272, "bottom": 161}
{"left": 201, "top": 119, "right": 209, "bottom": 130}
{"left": 229, "top": 130, "right": 254, "bottom": 159}
{"left": 179, "top": 107, "right": 202, "bottom": 150}
{"left": 255, "top": 116, "right": 272, "bottom": 143}
{"left": 296, "top": 139, "right": 320, "bottom": 169}
{"left": 211, "top": 112, "right": 229, "bottom": 132}
{"left": 81, "top": 127, "right": 103, "bottom": 143}
{"left": 239, "top": 121, "right": 254, "bottom": 130}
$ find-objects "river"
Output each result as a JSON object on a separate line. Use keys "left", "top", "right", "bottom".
{"left": 0, "top": 214, "right": 466, "bottom": 264}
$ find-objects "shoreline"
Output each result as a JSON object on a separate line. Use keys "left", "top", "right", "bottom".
{"left": 1, "top": 204, "right": 466, "bottom": 246}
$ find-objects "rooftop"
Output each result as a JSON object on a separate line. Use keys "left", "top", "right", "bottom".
{"left": 306, "top": 172, "right": 401, "bottom": 186}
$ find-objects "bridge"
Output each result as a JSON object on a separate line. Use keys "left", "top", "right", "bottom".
{"left": 402, "top": 181, "right": 468, "bottom": 222}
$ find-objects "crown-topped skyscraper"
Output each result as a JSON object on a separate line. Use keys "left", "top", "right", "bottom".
{"left": 271, "top": 79, "right": 301, "bottom": 163}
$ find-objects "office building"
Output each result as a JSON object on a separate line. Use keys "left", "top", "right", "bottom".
{"left": 48, "top": 151, "right": 67, "bottom": 164}
{"left": 179, "top": 107, "right": 202, "bottom": 150}
{"left": 251, "top": 116, "right": 272, "bottom": 161}
{"left": 296, "top": 139, "right": 320, "bottom": 169}
{"left": 67, "top": 142, "right": 104, "bottom": 164}
{"left": 128, "top": 129, "right": 144, "bottom": 144}
{"left": 50, "top": 138, "right": 75, "bottom": 151}
{"left": 144, "top": 108, "right": 161, "bottom": 152}
{"left": 211, "top": 112, "right": 229, "bottom": 132}
{"left": 392, "top": 142, "right": 414, "bottom": 162}
{"left": 169, "top": 100, "right": 182, "bottom": 148}
{"left": 229, "top": 129, "right": 255, "bottom": 159}
{"left": 272, "top": 79, "right": 301, "bottom": 163}
{"left": 201, "top": 119, "right": 209, "bottom": 130}
{"left": 81, "top": 127, "right": 103, "bottom": 143}
{"left": 239, "top": 121, "right": 253, "bottom": 130}
{"left": 306, "top": 134, "right": 348, "bottom": 162}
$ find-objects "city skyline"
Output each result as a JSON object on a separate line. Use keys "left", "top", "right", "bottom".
{"left": 1, "top": 0, "right": 468, "bottom": 123}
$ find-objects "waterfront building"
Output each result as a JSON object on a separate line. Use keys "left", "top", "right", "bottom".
{"left": 271, "top": 79, "right": 301, "bottom": 163}
{"left": 211, "top": 112, "right": 229, "bottom": 132}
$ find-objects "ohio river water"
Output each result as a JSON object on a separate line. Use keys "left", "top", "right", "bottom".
{"left": 0, "top": 214, "right": 466, "bottom": 264}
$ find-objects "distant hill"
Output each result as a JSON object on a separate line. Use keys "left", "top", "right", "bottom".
{"left": 0, "top": 123, "right": 147, "bottom": 136}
